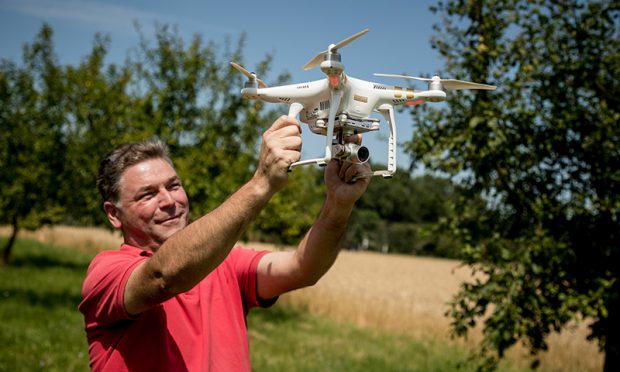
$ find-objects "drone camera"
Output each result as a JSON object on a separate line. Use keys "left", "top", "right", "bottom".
{"left": 332, "top": 143, "right": 370, "bottom": 164}
{"left": 357, "top": 146, "right": 370, "bottom": 163}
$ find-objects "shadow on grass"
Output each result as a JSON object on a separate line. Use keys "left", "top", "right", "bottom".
{"left": 250, "top": 303, "right": 307, "bottom": 324}
{"left": 9, "top": 253, "right": 90, "bottom": 270}
{"left": 1, "top": 238, "right": 89, "bottom": 309}
{"left": 0, "top": 287, "right": 83, "bottom": 309}
{"left": 1, "top": 237, "right": 93, "bottom": 270}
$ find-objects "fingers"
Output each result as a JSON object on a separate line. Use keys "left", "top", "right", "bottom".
{"left": 337, "top": 160, "right": 371, "bottom": 184}
{"left": 264, "top": 115, "right": 301, "bottom": 144}
{"left": 262, "top": 124, "right": 302, "bottom": 162}
{"left": 324, "top": 160, "right": 371, "bottom": 206}
{"left": 266, "top": 115, "right": 302, "bottom": 135}
{"left": 264, "top": 116, "right": 302, "bottom": 153}
{"left": 343, "top": 133, "right": 362, "bottom": 145}
{"left": 256, "top": 116, "right": 303, "bottom": 191}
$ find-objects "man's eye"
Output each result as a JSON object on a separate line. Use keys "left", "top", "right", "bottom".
{"left": 139, "top": 192, "right": 155, "bottom": 200}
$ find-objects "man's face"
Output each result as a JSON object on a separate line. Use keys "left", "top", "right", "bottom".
{"left": 107, "top": 158, "right": 189, "bottom": 251}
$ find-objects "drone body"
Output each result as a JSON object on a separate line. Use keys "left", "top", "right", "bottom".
{"left": 241, "top": 76, "right": 444, "bottom": 135}
{"left": 232, "top": 29, "right": 495, "bottom": 179}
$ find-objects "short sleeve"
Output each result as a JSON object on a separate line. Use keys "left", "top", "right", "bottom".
{"left": 228, "top": 247, "right": 278, "bottom": 312}
{"left": 79, "top": 248, "right": 149, "bottom": 328}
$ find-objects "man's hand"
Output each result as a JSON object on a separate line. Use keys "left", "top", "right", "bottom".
{"left": 253, "top": 116, "right": 302, "bottom": 194}
{"left": 255, "top": 134, "right": 371, "bottom": 300}
{"left": 324, "top": 134, "right": 371, "bottom": 208}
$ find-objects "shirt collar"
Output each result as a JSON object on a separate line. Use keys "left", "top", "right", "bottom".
{"left": 120, "top": 243, "right": 154, "bottom": 257}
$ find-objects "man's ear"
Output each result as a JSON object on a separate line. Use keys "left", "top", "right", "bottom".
{"left": 103, "top": 201, "right": 123, "bottom": 229}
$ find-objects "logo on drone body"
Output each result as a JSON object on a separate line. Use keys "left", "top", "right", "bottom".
{"left": 354, "top": 95, "right": 368, "bottom": 103}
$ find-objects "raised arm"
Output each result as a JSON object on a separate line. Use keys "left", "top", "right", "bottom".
{"left": 123, "top": 116, "right": 302, "bottom": 315}
{"left": 256, "top": 149, "right": 371, "bottom": 299}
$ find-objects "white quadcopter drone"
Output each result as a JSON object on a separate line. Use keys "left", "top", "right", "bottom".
{"left": 231, "top": 29, "right": 496, "bottom": 179}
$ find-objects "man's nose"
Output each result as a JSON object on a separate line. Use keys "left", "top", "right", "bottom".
{"left": 158, "top": 189, "right": 175, "bottom": 208}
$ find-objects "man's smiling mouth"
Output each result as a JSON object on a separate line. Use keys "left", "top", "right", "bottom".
{"left": 157, "top": 213, "right": 183, "bottom": 224}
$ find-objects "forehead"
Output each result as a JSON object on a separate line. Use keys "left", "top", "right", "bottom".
{"left": 120, "top": 158, "right": 178, "bottom": 194}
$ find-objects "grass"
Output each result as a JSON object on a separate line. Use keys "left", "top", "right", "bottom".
{"left": 0, "top": 237, "right": 484, "bottom": 372}
{"left": 0, "top": 239, "right": 92, "bottom": 371}
{"left": 278, "top": 248, "right": 604, "bottom": 372}
{"left": 249, "top": 306, "right": 481, "bottom": 372}
{"left": 0, "top": 237, "right": 499, "bottom": 372}
{"left": 0, "top": 229, "right": 604, "bottom": 371}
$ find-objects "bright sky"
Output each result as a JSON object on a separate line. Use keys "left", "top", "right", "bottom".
{"left": 0, "top": 0, "right": 445, "bottom": 169}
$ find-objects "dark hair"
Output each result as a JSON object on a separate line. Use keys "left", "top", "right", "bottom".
{"left": 97, "top": 138, "right": 173, "bottom": 204}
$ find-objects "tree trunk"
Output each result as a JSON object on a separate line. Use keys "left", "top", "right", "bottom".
{"left": 604, "top": 280, "right": 620, "bottom": 372}
{"left": 2, "top": 216, "right": 19, "bottom": 266}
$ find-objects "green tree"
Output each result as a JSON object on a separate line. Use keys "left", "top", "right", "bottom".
{"left": 1, "top": 23, "right": 316, "bottom": 262}
{"left": 0, "top": 25, "right": 130, "bottom": 262}
{"left": 345, "top": 168, "right": 468, "bottom": 257}
{"left": 123, "top": 24, "right": 294, "bottom": 220}
{"left": 408, "top": 0, "right": 619, "bottom": 369}
{"left": 61, "top": 33, "right": 135, "bottom": 226}
{"left": 0, "top": 25, "right": 69, "bottom": 265}
{"left": 248, "top": 166, "right": 324, "bottom": 245}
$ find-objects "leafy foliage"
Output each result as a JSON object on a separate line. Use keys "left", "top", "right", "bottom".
{"left": 123, "top": 24, "right": 288, "bottom": 219}
{"left": 61, "top": 33, "right": 134, "bottom": 226}
{"left": 0, "top": 25, "right": 69, "bottom": 263}
{"left": 344, "top": 168, "right": 470, "bottom": 257}
{"left": 0, "top": 24, "right": 285, "bottom": 262}
{"left": 247, "top": 166, "right": 324, "bottom": 245}
{"left": 1, "top": 22, "right": 479, "bottom": 265}
{"left": 409, "top": 0, "right": 620, "bottom": 368}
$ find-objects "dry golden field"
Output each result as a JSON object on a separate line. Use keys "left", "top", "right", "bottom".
{"left": 1, "top": 226, "right": 604, "bottom": 371}
{"left": 0, "top": 225, "right": 124, "bottom": 252}
{"left": 275, "top": 247, "right": 603, "bottom": 372}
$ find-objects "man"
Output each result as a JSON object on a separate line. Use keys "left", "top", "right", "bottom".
{"left": 79, "top": 116, "right": 371, "bottom": 371}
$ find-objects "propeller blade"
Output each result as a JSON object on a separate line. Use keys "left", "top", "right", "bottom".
{"left": 441, "top": 79, "right": 496, "bottom": 90}
{"left": 332, "top": 28, "right": 369, "bottom": 52}
{"left": 257, "top": 79, "right": 268, "bottom": 89}
{"left": 230, "top": 62, "right": 267, "bottom": 88}
{"left": 230, "top": 62, "right": 252, "bottom": 78}
{"left": 374, "top": 73, "right": 430, "bottom": 82}
{"left": 374, "top": 73, "right": 496, "bottom": 90}
{"left": 303, "top": 52, "right": 325, "bottom": 71}
{"left": 303, "top": 29, "right": 370, "bottom": 70}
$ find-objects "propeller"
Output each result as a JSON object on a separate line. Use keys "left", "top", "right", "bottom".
{"left": 303, "top": 29, "right": 370, "bottom": 71}
{"left": 230, "top": 62, "right": 268, "bottom": 88}
{"left": 374, "top": 73, "right": 496, "bottom": 90}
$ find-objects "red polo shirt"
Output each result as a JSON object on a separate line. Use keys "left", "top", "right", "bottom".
{"left": 79, "top": 244, "right": 274, "bottom": 372}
